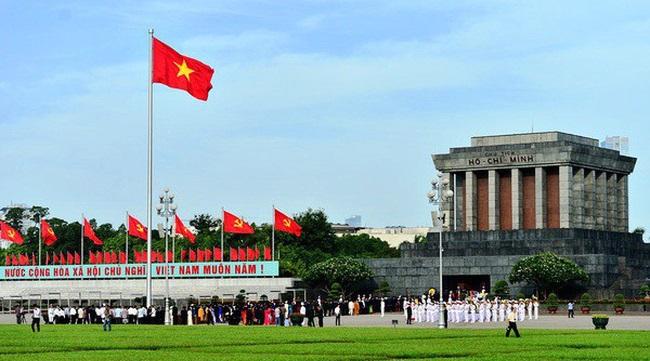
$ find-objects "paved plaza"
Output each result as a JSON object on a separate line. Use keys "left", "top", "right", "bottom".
{"left": 2, "top": 312, "right": 649, "bottom": 330}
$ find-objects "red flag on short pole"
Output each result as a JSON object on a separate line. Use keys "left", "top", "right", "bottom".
{"left": 230, "top": 247, "right": 237, "bottom": 261}
{"left": 189, "top": 249, "right": 196, "bottom": 262}
{"left": 96, "top": 251, "right": 103, "bottom": 264}
{"left": 197, "top": 249, "right": 204, "bottom": 262}
{"left": 238, "top": 247, "right": 245, "bottom": 261}
{"left": 213, "top": 247, "right": 221, "bottom": 261}
{"left": 59, "top": 252, "right": 66, "bottom": 265}
{"left": 264, "top": 246, "right": 272, "bottom": 261}
{"left": 5, "top": 255, "right": 10, "bottom": 266}
{"left": 181, "top": 249, "right": 187, "bottom": 262}
{"left": 89, "top": 252, "right": 95, "bottom": 264}
{"left": 75, "top": 252, "right": 81, "bottom": 265}
{"left": 67, "top": 252, "right": 73, "bottom": 265}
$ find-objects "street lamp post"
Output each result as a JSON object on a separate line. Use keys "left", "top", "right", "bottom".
{"left": 427, "top": 172, "right": 453, "bottom": 329}
{"left": 156, "top": 188, "right": 177, "bottom": 326}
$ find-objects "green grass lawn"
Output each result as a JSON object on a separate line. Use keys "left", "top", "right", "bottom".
{"left": 0, "top": 324, "right": 647, "bottom": 361}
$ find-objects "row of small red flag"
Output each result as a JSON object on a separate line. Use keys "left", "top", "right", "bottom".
{"left": 4, "top": 246, "right": 273, "bottom": 267}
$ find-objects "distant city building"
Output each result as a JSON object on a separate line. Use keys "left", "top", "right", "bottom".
{"left": 333, "top": 225, "right": 432, "bottom": 248}
{"left": 601, "top": 136, "right": 629, "bottom": 154}
{"left": 344, "top": 215, "right": 362, "bottom": 227}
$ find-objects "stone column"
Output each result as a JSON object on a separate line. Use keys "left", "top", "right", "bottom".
{"left": 488, "top": 170, "right": 500, "bottom": 230}
{"left": 594, "top": 171, "right": 607, "bottom": 230}
{"left": 617, "top": 175, "right": 629, "bottom": 232}
{"left": 571, "top": 167, "right": 585, "bottom": 228}
{"left": 583, "top": 169, "right": 595, "bottom": 229}
{"left": 465, "top": 171, "right": 477, "bottom": 231}
{"left": 535, "top": 167, "right": 547, "bottom": 229}
{"left": 511, "top": 168, "right": 523, "bottom": 229}
{"left": 606, "top": 173, "right": 618, "bottom": 231}
{"left": 454, "top": 173, "right": 465, "bottom": 231}
{"left": 558, "top": 166, "right": 572, "bottom": 228}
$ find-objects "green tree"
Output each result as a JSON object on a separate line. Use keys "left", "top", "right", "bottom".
{"left": 493, "top": 280, "right": 510, "bottom": 298}
{"left": 303, "top": 257, "right": 374, "bottom": 298}
{"left": 333, "top": 234, "right": 399, "bottom": 258}
{"left": 377, "top": 280, "right": 391, "bottom": 296}
{"left": 508, "top": 252, "right": 589, "bottom": 298}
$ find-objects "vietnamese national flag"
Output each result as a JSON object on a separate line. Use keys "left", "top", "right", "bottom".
{"left": 59, "top": 251, "right": 66, "bottom": 265}
{"left": 174, "top": 215, "right": 196, "bottom": 243}
{"left": 83, "top": 218, "right": 103, "bottom": 245}
{"left": 75, "top": 252, "right": 81, "bottom": 265}
{"left": 205, "top": 248, "right": 212, "bottom": 262}
{"left": 5, "top": 255, "right": 9, "bottom": 266}
{"left": 214, "top": 247, "right": 222, "bottom": 261}
{"left": 223, "top": 210, "right": 254, "bottom": 234}
{"left": 264, "top": 246, "right": 272, "bottom": 261}
{"left": 230, "top": 247, "right": 237, "bottom": 261}
{"left": 167, "top": 250, "right": 173, "bottom": 263}
{"left": 111, "top": 252, "right": 118, "bottom": 264}
{"left": 0, "top": 221, "right": 24, "bottom": 245}
{"left": 89, "top": 251, "right": 96, "bottom": 264}
{"left": 41, "top": 219, "right": 58, "bottom": 246}
{"left": 127, "top": 215, "right": 148, "bottom": 241}
{"left": 189, "top": 249, "right": 197, "bottom": 262}
{"left": 197, "top": 249, "right": 204, "bottom": 262}
{"left": 103, "top": 251, "right": 110, "bottom": 264}
{"left": 119, "top": 251, "right": 127, "bottom": 264}
{"left": 180, "top": 249, "right": 187, "bottom": 262}
{"left": 246, "top": 247, "right": 255, "bottom": 261}
{"left": 152, "top": 37, "right": 214, "bottom": 101}
{"left": 66, "top": 252, "right": 74, "bottom": 265}
{"left": 12, "top": 255, "right": 18, "bottom": 266}
{"left": 238, "top": 247, "right": 246, "bottom": 261}
{"left": 19, "top": 254, "right": 27, "bottom": 266}
{"left": 274, "top": 209, "right": 302, "bottom": 237}
{"left": 96, "top": 251, "right": 104, "bottom": 264}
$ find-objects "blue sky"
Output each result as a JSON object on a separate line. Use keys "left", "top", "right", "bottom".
{"left": 1, "top": 1, "right": 649, "bottom": 232}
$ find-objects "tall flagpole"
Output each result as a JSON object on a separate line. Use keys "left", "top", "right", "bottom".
{"left": 271, "top": 205, "right": 275, "bottom": 261}
{"left": 220, "top": 208, "right": 224, "bottom": 261}
{"left": 125, "top": 212, "right": 129, "bottom": 264}
{"left": 146, "top": 28, "right": 155, "bottom": 308}
{"left": 38, "top": 215, "right": 42, "bottom": 266}
{"left": 80, "top": 214, "right": 84, "bottom": 266}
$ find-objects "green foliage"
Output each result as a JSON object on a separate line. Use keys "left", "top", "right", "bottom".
{"left": 639, "top": 284, "right": 650, "bottom": 296}
{"left": 580, "top": 293, "right": 592, "bottom": 307}
{"left": 329, "top": 282, "right": 342, "bottom": 300}
{"left": 377, "top": 280, "right": 391, "bottom": 296}
{"left": 508, "top": 252, "right": 589, "bottom": 295}
{"left": 303, "top": 257, "right": 373, "bottom": 297}
{"left": 592, "top": 314, "right": 609, "bottom": 319}
{"left": 492, "top": 280, "right": 510, "bottom": 298}
{"left": 614, "top": 294, "right": 625, "bottom": 309}
{"left": 546, "top": 293, "right": 559, "bottom": 307}
{"left": 516, "top": 292, "right": 525, "bottom": 300}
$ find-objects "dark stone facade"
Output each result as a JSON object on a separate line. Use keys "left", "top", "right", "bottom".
{"left": 365, "top": 229, "right": 650, "bottom": 298}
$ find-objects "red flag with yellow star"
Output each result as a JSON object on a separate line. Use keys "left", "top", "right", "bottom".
{"left": 0, "top": 221, "right": 24, "bottom": 245}
{"left": 127, "top": 214, "right": 147, "bottom": 241}
{"left": 152, "top": 37, "right": 214, "bottom": 101}
{"left": 41, "top": 219, "right": 57, "bottom": 246}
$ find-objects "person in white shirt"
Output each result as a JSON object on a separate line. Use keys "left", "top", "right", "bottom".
{"left": 533, "top": 298, "right": 539, "bottom": 320}
{"left": 380, "top": 298, "right": 386, "bottom": 318}
{"left": 47, "top": 306, "right": 55, "bottom": 324}
{"left": 334, "top": 304, "right": 341, "bottom": 326}
{"left": 31, "top": 305, "right": 41, "bottom": 332}
{"left": 137, "top": 306, "right": 147, "bottom": 324}
{"left": 69, "top": 306, "right": 78, "bottom": 324}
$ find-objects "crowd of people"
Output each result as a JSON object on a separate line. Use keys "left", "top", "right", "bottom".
{"left": 13, "top": 288, "right": 544, "bottom": 333}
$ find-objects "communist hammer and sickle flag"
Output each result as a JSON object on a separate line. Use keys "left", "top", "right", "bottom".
{"left": 128, "top": 214, "right": 148, "bottom": 241}
{"left": 0, "top": 221, "right": 24, "bottom": 245}
{"left": 223, "top": 210, "right": 254, "bottom": 234}
{"left": 41, "top": 219, "right": 58, "bottom": 246}
{"left": 274, "top": 209, "right": 302, "bottom": 237}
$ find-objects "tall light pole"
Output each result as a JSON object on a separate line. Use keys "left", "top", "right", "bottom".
{"left": 427, "top": 172, "right": 453, "bottom": 329}
{"left": 156, "top": 188, "right": 177, "bottom": 326}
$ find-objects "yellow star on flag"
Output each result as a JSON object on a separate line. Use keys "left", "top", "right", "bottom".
{"left": 174, "top": 59, "right": 195, "bottom": 81}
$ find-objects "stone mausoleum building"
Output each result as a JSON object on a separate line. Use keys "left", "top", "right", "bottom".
{"left": 366, "top": 132, "right": 650, "bottom": 297}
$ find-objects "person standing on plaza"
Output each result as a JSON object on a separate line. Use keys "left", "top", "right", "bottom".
{"left": 31, "top": 305, "right": 41, "bottom": 333}
{"left": 380, "top": 297, "right": 386, "bottom": 317}
{"left": 335, "top": 304, "right": 341, "bottom": 326}
{"left": 100, "top": 304, "right": 112, "bottom": 332}
{"left": 505, "top": 307, "right": 520, "bottom": 338}
{"left": 567, "top": 301, "right": 575, "bottom": 318}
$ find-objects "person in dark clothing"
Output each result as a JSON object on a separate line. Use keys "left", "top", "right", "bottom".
{"left": 505, "top": 308, "right": 520, "bottom": 338}
{"left": 180, "top": 307, "right": 188, "bottom": 325}
{"left": 31, "top": 305, "right": 41, "bottom": 332}
{"left": 316, "top": 305, "right": 324, "bottom": 327}
{"left": 306, "top": 304, "right": 315, "bottom": 327}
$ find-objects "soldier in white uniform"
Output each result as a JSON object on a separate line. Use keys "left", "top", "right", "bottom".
{"left": 469, "top": 302, "right": 476, "bottom": 323}
{"left": 533, "top": 298, "right": 539, "bottom": 320}
{"left": 527, "top": 299, "right": 533, "bottom": 320}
